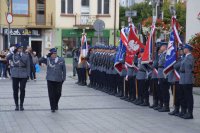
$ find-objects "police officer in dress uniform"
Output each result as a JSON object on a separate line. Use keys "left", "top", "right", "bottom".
{"left": 7, "top": 44, "right": 30, "bottom": 111}
{"left": 135, "top": 48, "right": 148, "bottom": 105}
{"left": 157, "top": 42, "right": 170, "bottom": 112}
{"left": 168, "top": 47, "right": 184, "bottom": 116}
{"left": 149, "top": 46, "right": 159, "bottom": 109}
{"left": 179, "top": 44, "right": 194, "bottom": 119}
{"left": 40, "top": 48, "right": 66, "bottom": 112}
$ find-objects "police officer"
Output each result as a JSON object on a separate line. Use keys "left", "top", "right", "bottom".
{"left": 7, "top": 44, "right": 30, "bottom": 111}
{"left": 179, "top": 44, "right": 194, "bottom": 119}
{"left": 168, "top": 47, "right": 184, "bottom": 116}
{"left": 157, "top": 42, "right": 170, "bottom": 112}
{"left": 135, "top": 48, "right": 148, "bottom": 106}
{"left": 41, "top": 48, "right": 66, "bottom": 112}
{"left": 149, "top": 46, "right": 159, "bottom": 109}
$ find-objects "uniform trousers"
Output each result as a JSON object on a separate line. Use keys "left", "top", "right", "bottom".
{"left": 159, "top": 78, "right": 170, "bottom": 106}
{"left": 181, "top": 84, "right": 194, "bottom": 113}
{"left": 128, "top": 76, "right": 136, "bottom": 100}
{"left": 47, "top": 80, "right": 63, "bottom": 110}
{"left": 152, "top": 78, "right": 158, "bottom": 104}
{"left": 12, "top": 77, "right": 27, "bottom": 106}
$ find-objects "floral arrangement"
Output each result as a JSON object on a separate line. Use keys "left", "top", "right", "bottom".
{"left": 189, "top": 33, "right": 200, "bottom": 86}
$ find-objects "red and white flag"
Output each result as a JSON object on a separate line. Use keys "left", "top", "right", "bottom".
{"left": 171, "top": 16, "right": 182, "bottom": 44}
{"left": 141, "top": 24, "right": 156, "bottom": 64}
{"left": 121, "top": 25, "right": 144, "bottom": 67}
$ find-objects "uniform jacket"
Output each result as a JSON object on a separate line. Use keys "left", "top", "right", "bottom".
{"left": 179, "top": 54, "right": 194, "bottom": 84}
{"left": 136, "top": 58, "right": 147, "bottom": 80}
{"left": 41, "top": 56, "right": 66, "bottom": 82}
{"left": 7, "top": 52, "right": 30, "bottom": 78}
{"left": 158, "top": 52, "right": 166, "bottom": 79}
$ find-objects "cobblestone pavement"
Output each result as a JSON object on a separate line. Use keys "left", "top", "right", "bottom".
{"left": 0, "top": 67, "right": 200, "bottom": 133}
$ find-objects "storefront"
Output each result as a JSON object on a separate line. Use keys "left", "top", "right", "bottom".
{"left": 3, "top": 28, "right": 41, "bottom": 49}
{"left": 61, "top": 29, "right": 110, "bottom": 58}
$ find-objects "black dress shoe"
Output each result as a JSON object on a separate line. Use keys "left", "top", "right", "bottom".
{"left": 168, "top": 110, "right": 179, "bottom": 116}
{"left": 149, "top": 104, "right": 158, "bottom": 108}
{"left": 140, "top": 102, "right": 150, "bottom": 106}
{"left": 20, "top": 106, "right": 24, "bottom": 111}
{"left": 154, "top": 105, "right": 163, "bottom": 110}
{"left": 183, "top": 113, "right": 193, "bottom": 119}
{"left": 55, "top": 105, "right": 58, "bottom": 110}
{"left": 51, "top": 110, "right": 55, "bottom": 113}
{"left": 178, "top": 112, "right": 186, "bottom": 118}
{"left": 158, "top": 107, "right": 170, "bottom": 112}
{"left": 15, "top": 106, "right": 19, "bottom": 111}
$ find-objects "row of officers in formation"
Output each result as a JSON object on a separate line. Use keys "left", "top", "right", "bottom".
{"left": 75, "top": 42, "right": 195, "bottom": 119}
{"left": 6, "top": 44, "right": 66, "bottom": 113}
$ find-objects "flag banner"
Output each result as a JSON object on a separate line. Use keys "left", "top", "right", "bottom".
{"left": 114, "top": 40, "right": 126, "bottom": 74}
{"left": 141, "top": 24, "right": 156, "bottom": 64}
{"left": 79, "top": 33, "right": 88, "bottom": 64}
{"left": 122, "top": 25, "right": 144, "bottom": 67}
{"left": 163, "top": 31, "right": 177, "bottom": 76}
{"left": 153, "top": 68, "right": 158, "bottom": 76}
{"left": 174, "top": 69, "right": 180, "bottom": 80}
{"left": 172, "top": 16, "right": 182, "bottom": 44}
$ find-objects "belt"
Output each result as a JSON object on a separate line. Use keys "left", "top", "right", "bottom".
{"left": 180, "top": 71, "right": 194, "bottom": 73}
{"left": 158, "top": 66, "right": 164, "bottom": 68}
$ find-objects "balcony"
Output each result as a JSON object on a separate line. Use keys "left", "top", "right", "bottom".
{"left": 74, "top": 14, "right": 96, "bottom": 29}
{"left": 26, "top": 13, "right": 54, "bottom": 29}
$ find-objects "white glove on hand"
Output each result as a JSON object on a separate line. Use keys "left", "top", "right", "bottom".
{"left": 9, "top": 46, "right": 15, "bottom": 54}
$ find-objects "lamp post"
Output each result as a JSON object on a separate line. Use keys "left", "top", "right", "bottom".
{"left": 7, "top": 0, "right": 11, "bottom": 48}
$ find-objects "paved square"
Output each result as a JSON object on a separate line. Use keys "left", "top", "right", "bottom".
{"left": 0, "top": 67, "right": 200, "bottom": 133}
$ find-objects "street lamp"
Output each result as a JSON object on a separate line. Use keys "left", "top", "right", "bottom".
{"left": 7, "top": 0, "right": 11, "bottom": 48}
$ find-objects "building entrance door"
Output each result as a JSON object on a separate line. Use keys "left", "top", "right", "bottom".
{"left": 31, "top": 41, "right": 42, "bottom": 57}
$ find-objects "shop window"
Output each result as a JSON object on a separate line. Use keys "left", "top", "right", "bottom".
{"left": 62, "top": 37, "right": 77, "bottom": 58}
{"left": 12, "top": 0, "right": 29, "bottom": 15}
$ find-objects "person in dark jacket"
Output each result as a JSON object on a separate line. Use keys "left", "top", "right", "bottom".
{"left": 7, "top": 44, "right": 30, "bottom": 111}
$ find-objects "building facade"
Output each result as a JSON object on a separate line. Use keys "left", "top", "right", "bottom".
{"left": 0, "top": 0, "right": 119, "bottom": 57}
{"left": 186, "top": 0, "right": 200, "bottom": 42}
{"left": 0, "top": 0, "right": 55, "bottom": 57}
{"left": 54, "top": 0, "right": 119, "bottom": 57}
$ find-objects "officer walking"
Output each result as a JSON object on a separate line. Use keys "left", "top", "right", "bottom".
{"left": 40, "top": 48, "right": 66, "bottom": 112}
{"left": 7, "top": 44, "right": 30, "bottom": 111}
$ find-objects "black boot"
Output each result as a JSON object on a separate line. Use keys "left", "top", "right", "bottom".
{"left": 154, "top": 103, "right": 163, "bottom": 110}
{"left": 20, "top": 105, "right": 24, "bottom": 111}
{"left": 149, "top": 100, "right": 158, "bottom": 108}
{"left": 15, "top": 105, "right": 19, "bottom": 111}
{"left": 158, "top": 104, "right": 170, "bottom": 112}
{"left": 140, "top": 99, "right": 150, "bottom": 106}
{"left": 183, "top": 112, "right": 193, "bottom": 119}
{"left": 169, "top": 107, "right": 179, "bottom": 116}
{"left": 178, "top": 108, "right": 186, "bottom": 118}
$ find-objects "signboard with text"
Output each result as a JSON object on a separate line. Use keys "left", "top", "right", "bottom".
{"left": 3, "top": 28, "right": 41, "bottom": 36}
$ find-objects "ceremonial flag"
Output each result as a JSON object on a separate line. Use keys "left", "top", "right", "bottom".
{"left": 163, "top": 31, "right": 177, "bottom": 76}
{"left": 171, "top": 16, "right": 182, "bottom": 44}
{"left": 114, "top": 40, "right": 126, "bottom": 74}
{"left": 141, "top": 24, "right": 156, "bottom": 64}
{"left": 122, "top": 25, "right": 144, "bottom": 67}
{"left": 78, "top": 33, "right": 88, "bottom": 64}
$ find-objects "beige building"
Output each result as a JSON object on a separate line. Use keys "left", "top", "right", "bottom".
{"left": 0, "top": 0, "right": 55, "bottom": 57}
{"left": 54, "top": 0, "right": 119, "bottom": 57}
{"left": 0, "top": 0, "right": 120, "bottom": 57}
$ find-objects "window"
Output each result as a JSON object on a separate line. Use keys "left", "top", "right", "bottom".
{"left": 61, "top": 0, "right": 73, "bottom": 14}
{"left": 81, "top": 0, "right": 89, "bottom": 6}
{"left": 97, "top": 0, "right": 109, "bottom": 14}
{"left": 12, "top": 0, "right": 29, "bottom": 15}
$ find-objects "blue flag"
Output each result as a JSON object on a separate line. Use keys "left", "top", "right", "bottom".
{"left": 163, "top": 31, "right": 177, "bottom": 76}
{"left": 114, "top": 40, "right": 126, "bottom": 74}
